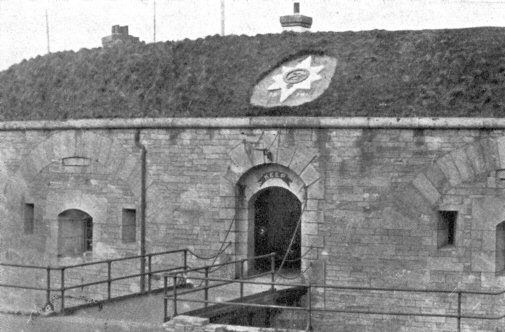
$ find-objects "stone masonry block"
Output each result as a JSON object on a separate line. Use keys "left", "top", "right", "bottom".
{"left": 479, "top": 138, "right": 500, "bottom": 171}
{"left": 465, "top": 143, "right": 487, "bottom": 176}
{"left": 276, "top": 146, "right": 296, "bottom": 168}
{"left": 436, "top": 154, "right": 462, "bottom": 187}
{"left": 302, "top": 221, "right": 319, "bottom": 235}
{"left": 228, "top": 143, "right": 253, "bottom": 175}
{"left": 307, "top": 179, "right": 324, "bottom": 200}
{"left": 300, "top": 163, "right": 321, "bottom": 186}
{"left": 250, "top": 147, "right": 266, "bottom": 167}
{"left": 495, "top": 136, "right": 505, "bottom": 169}
{"left": 305, "top": 199, "right": 320, "bottom": 211}
{"left": 412, "top": 173, "right": 441, "bottom": 205}
{"left": 450, "top": 148, "right": 474, "bottom": 183}
{"left": 424, "top": 163, "right": 450, "bottom": 194}
{"left": 303, "top": 211, "right": 323, "bottom": 223}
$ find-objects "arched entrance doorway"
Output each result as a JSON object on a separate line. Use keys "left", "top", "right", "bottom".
{"left": 57, "top": 209, "right": 93, "bottom": 257}
{"left": 252, "top": 187, "right": 301, "bottom": 273}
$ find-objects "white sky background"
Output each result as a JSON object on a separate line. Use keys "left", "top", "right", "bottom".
{"left": 1, "top": 0, "right": 505, "bottom": 70}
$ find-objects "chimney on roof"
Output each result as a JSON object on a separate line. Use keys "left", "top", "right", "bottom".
{"left": 102, "top": 25, "right": 140, "bottom": 47}
{"left": 280, "top": 2, "right": 312, "bottom": 32}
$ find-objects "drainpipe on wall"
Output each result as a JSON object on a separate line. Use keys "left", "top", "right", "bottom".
{"left": 135, "top": 130, "right": 147, "bottom": 292}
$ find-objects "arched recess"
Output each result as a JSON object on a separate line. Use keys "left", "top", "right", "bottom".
{"left": 1, "top": 131, "right": 142, "bottom": 262}
{"left": 394, "top": 137, "right": 502, "bottom": 219}
{"left": 57, "top": 209, "right": 93, "bottom": 257}
{"left": 44, "top": 191, "right": 108, "bottom": 261}
{"left": 235, "top": 163, "right": 308, "bottom": 276}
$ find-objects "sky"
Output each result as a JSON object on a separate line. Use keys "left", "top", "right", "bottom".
{"left": 2, "top": 0, "right": 505, "bottom": 70}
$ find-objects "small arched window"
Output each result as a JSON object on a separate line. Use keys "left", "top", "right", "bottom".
{"left": 496, "top": 221, "right": 505, "bottom": 273}
{"left": 57, "top": 209, "right": 93, "bottom": 257}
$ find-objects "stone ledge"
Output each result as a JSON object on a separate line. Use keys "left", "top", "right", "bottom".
{"left": 3, "top": 117, "right": 505, "bottom": 131}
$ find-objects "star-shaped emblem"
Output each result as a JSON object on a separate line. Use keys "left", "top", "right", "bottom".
{"left": 267, "top": 56, "right": 324, "bottom": 103}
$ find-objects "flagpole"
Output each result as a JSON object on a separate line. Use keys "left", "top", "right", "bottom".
{"left": 221, "top": 0, "right": 225, "bottom": 36}
{"left": 45, "top": 9, "right": 50, "bottom": 53}
{"left": 153, "top": 0, "right": 157, "bottom": 42}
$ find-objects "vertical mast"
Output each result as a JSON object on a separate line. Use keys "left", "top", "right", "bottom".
{"left": 221, "top": 0, "right": 225, "bottom": 36}
{"left": 45, "top": 9, "right": 50, "bottom": 53}
{"left": 153, "top": 0, "right": 157, "bottom": 42}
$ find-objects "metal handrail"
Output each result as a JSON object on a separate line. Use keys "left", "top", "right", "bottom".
{"left": 0, "top": 248, "right": 187, "bottom": 270}
{"left": 164, "top": 252, "right": 277, "bottom": 321}
{"left": 0, "top": 248, "right": 190, "bottom": 314}
{"left": 164, "top": 271, "right": 505, "bottom": 332}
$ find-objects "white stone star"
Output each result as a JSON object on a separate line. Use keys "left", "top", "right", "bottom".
{"left": 267, "top": 56, "right": 325, "bottom": 103}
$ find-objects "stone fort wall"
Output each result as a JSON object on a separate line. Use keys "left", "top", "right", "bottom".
{"left": 0, "top": 117, "right": 504, "bottom": 331}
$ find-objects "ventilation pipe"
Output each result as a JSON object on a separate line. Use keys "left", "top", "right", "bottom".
{"left": 134, "top": 130, "right": 147, "bottom": 292}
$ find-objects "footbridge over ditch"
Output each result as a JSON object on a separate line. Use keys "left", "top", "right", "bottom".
{"left": 2, "top": 249, "right": 505, "bottom": 332}
{"left": 0, "top": 249, "right": 309, "bottom": 331}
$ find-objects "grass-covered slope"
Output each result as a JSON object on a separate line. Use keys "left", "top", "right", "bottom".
{"left": 1, "top": 27, "right": 505, "bottom": 120}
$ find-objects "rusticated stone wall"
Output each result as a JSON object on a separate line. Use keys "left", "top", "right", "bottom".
{"left": 0, "top": 118, "right": 504, "bottom": 331}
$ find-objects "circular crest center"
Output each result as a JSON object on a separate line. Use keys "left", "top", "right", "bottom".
{"left": 283, "top": 68, "right": 310, "bottom": 85}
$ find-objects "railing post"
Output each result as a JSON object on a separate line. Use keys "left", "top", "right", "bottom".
{"left": 240, "top": 259, "right": 245, "bottom": 300}
{"left": 172, "top": 274, "right": 178, "bottom": 317}
{"left": 307, "top": 283, "right": 313, "bottom": 331}
{"left": 60, "top": 268, "right": 65, "bottom": 314}
{"left": 46, "top": 267, "right": 51, "bottom": 305}
{"left": 270, "top": 253, "right": 275, "bottom": 293}
{"left": 183, "top": 249, "right": 188, "bottom": 273}
{"left": 140, "top": 255, "right": 146, "bottom": 293}
{"left": 204, "top": 267, "right": 209, "bottom": 308}
{"left": 457, "top": 291, "right": 462, "bottom": 332}
{"left": 107, "top": 260, "right": 112, "bottom": 300}
{"left": 148, "top": 254, "right": 152, "bottom": 294}
{"left": 163, "top": 275, "right": 168, "bottom": 321}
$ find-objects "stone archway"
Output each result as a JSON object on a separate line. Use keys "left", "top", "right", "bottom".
{"left": 234, "top": 163, "right": 307, "bottom": 276}
{"left": 223, "top": 130, "right": 325, "bottom": 279}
